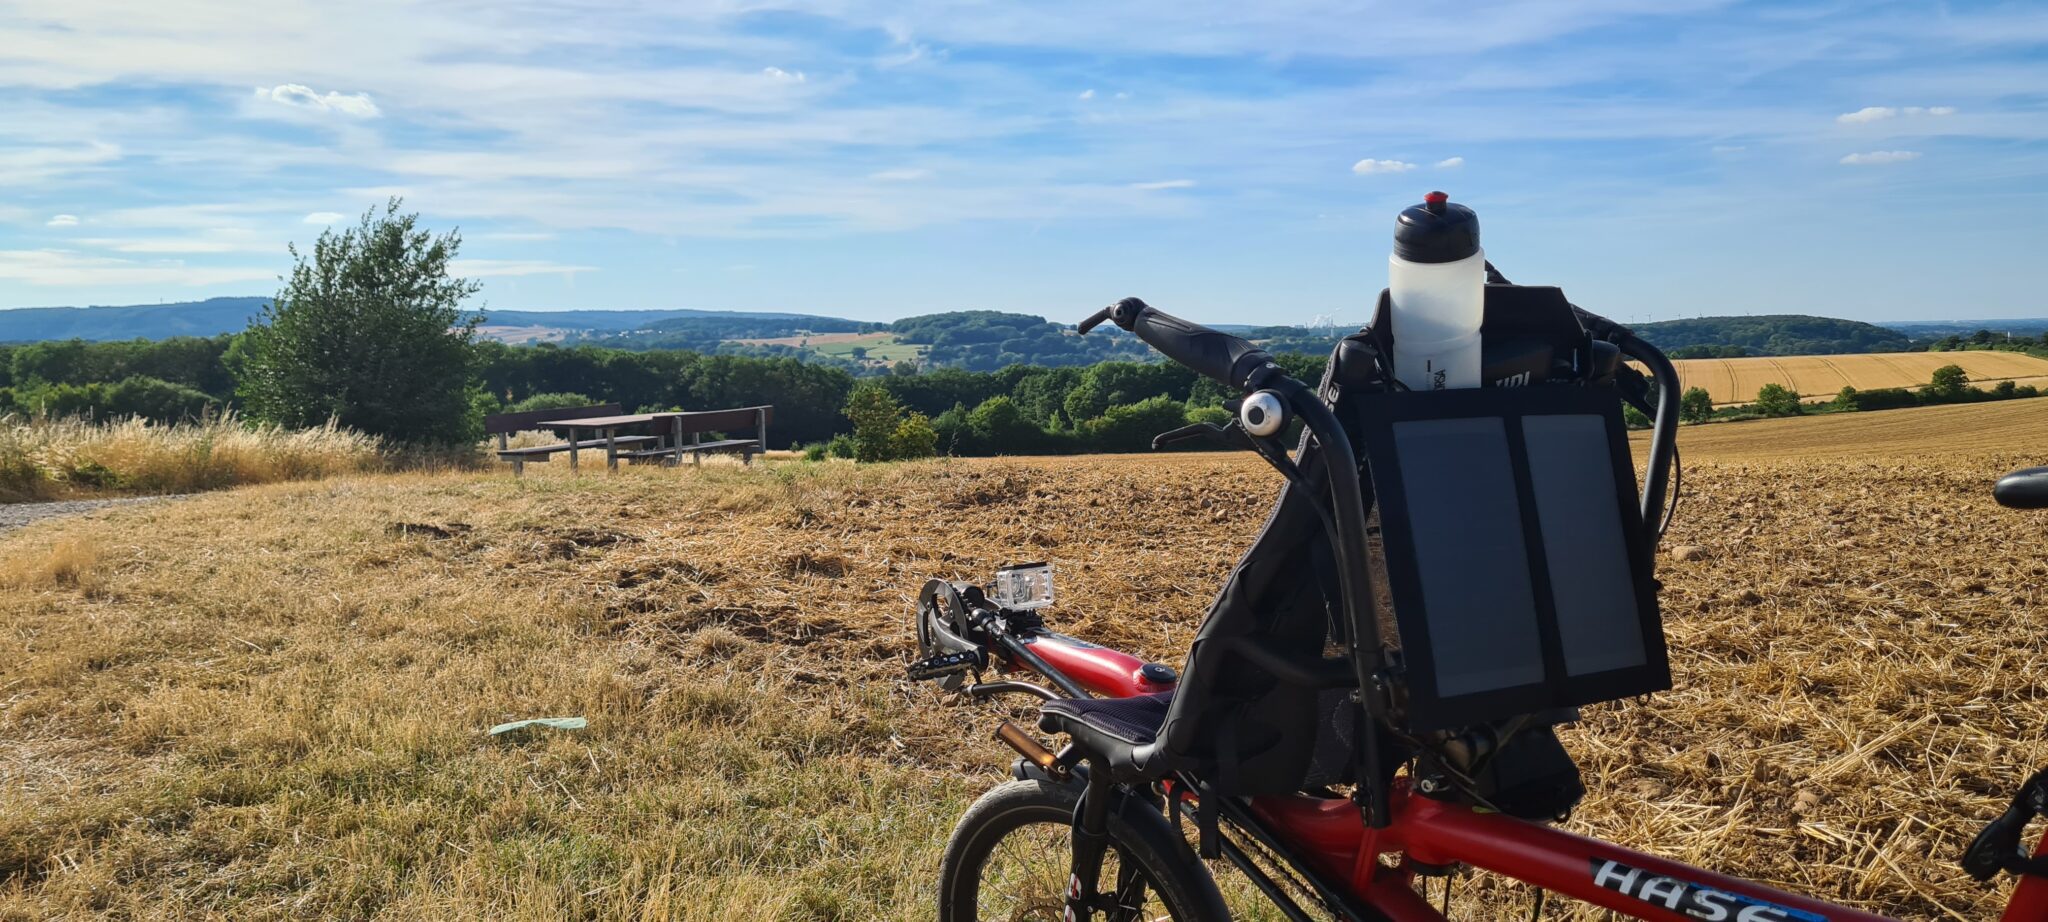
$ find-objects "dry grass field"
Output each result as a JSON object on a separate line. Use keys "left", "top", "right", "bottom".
{"left": 3, "top": 401, "right": 2046, "bottom": 919}
{"left": 1664, "top": 351, "right": 2048, "bottom": 406}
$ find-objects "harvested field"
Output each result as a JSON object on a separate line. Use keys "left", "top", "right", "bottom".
{"left": 1662, "top": 351, "right": 2048, "bottom": 406}
{"left": 2, "top": 403, "right": 2044, "bottom": 918}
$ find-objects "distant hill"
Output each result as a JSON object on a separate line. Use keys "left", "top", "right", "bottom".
{"left": 0, "top": 299, "right": 868, "bottom": 345}
{"left": 1881, "top": 318, "right": 2048, "bottom": 338}
{"left": 0, "top": 297, "right": 272, "bottom": 342}
{"left": 1632, "top": 314, "right": 1917, "bottom": 357}
{"left": 0, "top": 299, "right": 1978, "bottom": 365}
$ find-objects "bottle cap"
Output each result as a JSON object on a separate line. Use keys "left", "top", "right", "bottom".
{"left": 1394, "top": 191, "right": 1480, "bottom": 264}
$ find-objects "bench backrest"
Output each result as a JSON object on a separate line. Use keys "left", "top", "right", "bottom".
{"left": 671, "top": 406, "right": 773, "bottom": 435}
{"left": 485, "top": 403, "right": 623, "bottom": 436}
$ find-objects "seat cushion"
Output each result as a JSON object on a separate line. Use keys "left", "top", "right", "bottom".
{"left": 1039, "top": 691, "right": 1173, "bottom": 745}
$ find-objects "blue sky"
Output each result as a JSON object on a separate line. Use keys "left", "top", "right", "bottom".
{"left": 1, "top": 0, "right": 2043, "bottom": 325}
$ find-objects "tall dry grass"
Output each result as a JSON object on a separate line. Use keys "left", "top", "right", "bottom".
{"left": 0, "top": 414, "right": 385, "bottom": 501}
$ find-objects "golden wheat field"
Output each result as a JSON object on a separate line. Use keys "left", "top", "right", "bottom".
{"left": 1662, "top": 351, "right": 2048, "bottom": 406}
{"left": 2, "top": 401, "right": 2046, "bottom": 920}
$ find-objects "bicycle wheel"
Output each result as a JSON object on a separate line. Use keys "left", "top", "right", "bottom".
{"left": 938, "top": 778, "right": 1231, "bottom": 922}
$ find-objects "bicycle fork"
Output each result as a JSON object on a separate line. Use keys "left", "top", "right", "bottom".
{"left": 1066, "top": 761, "right": 1147, "bottom": 922}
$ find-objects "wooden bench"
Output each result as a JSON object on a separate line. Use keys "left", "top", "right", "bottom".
{"left": 487, "top": 403, "right": 654, "bottom": 475}
{"left": 633, "top": 407, "right": 775, "bottom": 467}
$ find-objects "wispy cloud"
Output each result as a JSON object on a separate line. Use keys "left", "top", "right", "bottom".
{"left": 254, "top": 84, "right": 380, "bottom": 118}
{"left": 0, "top": 250, "right": 274, "bottom": 286}
{"left": 1434, "top": 156, "right": 1464, "bottom": 169}
{"left": 1129, "top": 179, "right": 1196, "bottom": 190}
{"left": 45, "top": 214, "right": 78, "bottom": 228}
{"left": 448, "top": 259, "right": 595, "bottom": 278}
{"left": 302, "top": 212, "right": 345, "bottom": 225}
{"left": 1840, "top": 150, "right": 1922, "bottom": 165}
{"left": 869, "top": 168, "right": 932, "bottom": 181}
{"left": 762, "top": 67, "right": 806, "bottom": 83}
{"left": 1837, "top": 105, "right": 1956, "bottom": 124}
{"left": 1352, "top": 159, "right": 1417, "bottom": 174}
{"left": 1078, "top": 89, "right": 1095, "bottom": 100}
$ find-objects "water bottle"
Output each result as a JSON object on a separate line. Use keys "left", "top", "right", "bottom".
{"left": 1389, "top": 191, "right": 1484, "bottom": 390}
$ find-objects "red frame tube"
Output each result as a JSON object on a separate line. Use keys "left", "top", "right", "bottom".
{"left": 1015, "top": 626, "right": 2044, "bottom": 921}
{"left": 1010, "top": 632, "right": 1176, "bottom": 697}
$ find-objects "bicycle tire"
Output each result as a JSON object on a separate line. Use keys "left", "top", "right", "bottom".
{"left": 938, "top": 778, "right": 1231, "bottom": 922}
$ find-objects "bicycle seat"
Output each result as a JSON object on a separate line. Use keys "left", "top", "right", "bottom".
{"left": 1039, "top": 692, "right": 1173, "bottom": 777}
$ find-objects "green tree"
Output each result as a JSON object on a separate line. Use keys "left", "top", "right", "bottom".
{"left": 1832, "top": 386, "right": 1860, "bottom": 411}
{"left": 236, "top": 199, "right": 483, "bottom": 444}
{"left": 1753, "top": 383, "right": 1803, "bottom": 417}
{"left": 1678, "top": 387, "right": 1715, "bottom": 424}
{"left": 842, "top": 382, "right": 906, "bottom": 462}
{"left": 1929, "top": 364, "right": 1969, "bottom": 399}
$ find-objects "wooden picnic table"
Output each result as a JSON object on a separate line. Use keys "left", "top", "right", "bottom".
{"left": 539, "top": 412, "right": 673, "bottom": 472}
{"left": 538, "top": 406, "right": 772, "bottom": 471}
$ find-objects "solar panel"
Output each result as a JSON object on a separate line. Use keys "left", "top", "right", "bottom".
{"left": 1353, "top": 386, "right": 1669, "bottom": 731}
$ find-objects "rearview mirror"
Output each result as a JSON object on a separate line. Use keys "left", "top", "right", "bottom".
{"left": 1995, "top": 467, "right": 2048, "bottom": 510}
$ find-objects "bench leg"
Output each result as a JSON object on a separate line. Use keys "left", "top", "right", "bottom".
{"left": 567, "top": 427, "right": 579, "bottom": 472}
{"left": 606, "top": 429, "right": 618, "bottom": 472}
{"left": 513, "top": 458, "right": 524, "bottom": 477}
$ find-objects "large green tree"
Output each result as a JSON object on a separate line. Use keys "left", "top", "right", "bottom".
{"left": 236, "top": 200, "right": 483, "bottom": 445}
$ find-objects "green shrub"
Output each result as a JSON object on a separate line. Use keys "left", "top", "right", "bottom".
{"left": 1753, "top": 383, "right": 1803, "bottom": 417}
{"left": 888, "top": 412, "right": 939, "bottom": 460}
{"left": 508, "top": 392, "right": 600, "bottom": 413}
{"left": 800, "top": 442, "right": 828, "bottom": 461}
{"left": 1081, "top": 396, "right": 1190, "bottom": 452}
{"left": 1678, "top": 387, "right": 1715, "bottom": 424}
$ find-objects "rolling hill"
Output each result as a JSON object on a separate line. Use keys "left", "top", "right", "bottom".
{"left": 1665, "top": 351, "right": 2048, "bottom": 405}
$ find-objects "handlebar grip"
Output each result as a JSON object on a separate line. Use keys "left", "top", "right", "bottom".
{"left": 1092, "top": 297, "right": 1276, "bottom": 391}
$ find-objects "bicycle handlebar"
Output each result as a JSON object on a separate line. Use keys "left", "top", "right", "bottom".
{"left": 1080, "top": 297, "right": 1278, "bottom": 392}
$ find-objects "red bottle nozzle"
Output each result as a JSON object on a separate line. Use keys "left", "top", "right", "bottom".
{"left": 1423, "top": 190, "right": 1449, "bottom": 214}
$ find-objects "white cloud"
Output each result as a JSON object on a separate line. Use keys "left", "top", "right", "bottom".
{"left": 1711, "top": 144, "right": 1746, "bottom": 153}
{"left": 0, "top": 250, "right": 275, "bottom": 287}
{"left": 1130, "top": 179, "right": 1196, "bottom": 190}
{"left": 46, "top": 214, "right": 79, "bottom": 227}
{"left": 478, "top": 231, "right": 557, "bottom": 241}
{"left": 869, "top": 168, "right": 932, "bottom": 181}
{"left": 1840, "top": 150, "right": 1922, "bottom": 165}
{"left": 1837, "top": 105, "right": 1957, "bottom": 124}
{"left": 1352, "top": 158, "right": 1417, "bottom": 174}
{"left": 448, "top": 259, "right": 595, "bottom": 278}
{"left": 1078, "top": 89, "right": 1095, "bottom": 100}
{"left": 1113, "top": 92, "right": 1129, "bottom": 100}
{"left": 254, "top": 84, "right": 379, "bottom": 118}
{"left": 78, "top": 237, "right": 261, "bottom": 254}
{"left": 0, "top": 142, "right": 121, "bottom": 186}
{"left": 762, "top": 67, "right": 806, "bottom": 83}
{"left": 303, "top": 211, "right": 345, "bottom": 224}
{"left": 1434, "top": 156, "right": 1464, "bottom": 169}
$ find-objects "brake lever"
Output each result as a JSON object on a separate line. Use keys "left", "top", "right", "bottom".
{"left": 1151, "top": 421, "right": 1236, "bottom": 451}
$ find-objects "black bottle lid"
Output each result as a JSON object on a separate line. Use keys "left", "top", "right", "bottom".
{"left": 1393, "top": 191, "right": 1480, "bottom": 264}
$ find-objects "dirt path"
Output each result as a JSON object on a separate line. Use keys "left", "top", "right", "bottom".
{"left": 0, "top": 496, "right": 173, "bottom": 535}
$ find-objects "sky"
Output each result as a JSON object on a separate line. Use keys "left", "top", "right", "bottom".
{"left": 0, "top": 1, "right": 2044, "bottom": 326}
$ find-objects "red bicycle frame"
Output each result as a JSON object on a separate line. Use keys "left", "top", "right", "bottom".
{"left": 1014, "top": 631, "right": 2048, "bottom": 922}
